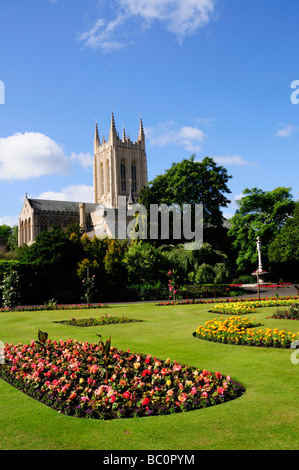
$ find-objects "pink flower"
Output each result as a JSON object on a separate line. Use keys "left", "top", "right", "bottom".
{"left": 201, "top": 391, "right": 208, "bottom": 398}
{"left": 173, "top": 363, "right": 182, "bottom": 372}
{"left": 178, "top": 393, "right": 187, "bottom": 403}
{"left": 89, "top": 364, "right": 98, "bottom": 374}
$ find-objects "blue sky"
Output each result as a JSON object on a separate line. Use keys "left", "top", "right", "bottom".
{"left": 1, "top": 0, "right": 299, "bottom": 226}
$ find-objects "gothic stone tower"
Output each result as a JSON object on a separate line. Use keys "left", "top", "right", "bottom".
{"left": 93, "top": 113, "right": 148, "bottom": 208}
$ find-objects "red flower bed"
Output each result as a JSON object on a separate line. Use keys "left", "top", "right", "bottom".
{"left": 0, "top": 337, "right": 245, "bottom": 419}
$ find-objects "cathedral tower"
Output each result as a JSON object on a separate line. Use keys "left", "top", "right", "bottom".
{"left": 93, "top": 113, "right": 148, "bottom": 208}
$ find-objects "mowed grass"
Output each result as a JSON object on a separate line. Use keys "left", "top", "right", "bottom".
{"left": 0, "top": 301, "right": 298, "bottom": 450}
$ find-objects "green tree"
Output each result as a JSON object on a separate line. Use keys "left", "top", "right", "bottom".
{"left": 228, "top": 187, "right": 295, "bottom": 273}
{"left": 0, "top": 225, "right": 13, "bottom": 246}
{"left": 19, "top": 228, "right": 83, "bottom": 301}
{"left": 163, "top": 242, "right": 230, "bottom": 285}
{"left": 122, "top": 241, "right": 167, "bottom": 286}
{"left": 268, "top": 201, "right": 299, "bottom": 264}
{"left": 7, "top": 226, "right": 19, "bottom": 252}
{"left": 139, "top": 156, "right": 232, "bottom": 246}
{"left": 77, "top": 235, "right": 128, "bottom": 300}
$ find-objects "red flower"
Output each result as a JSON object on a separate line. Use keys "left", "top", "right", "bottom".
{"left": 142, "top": 397, "right": 150, "bottom": 406}
{"left": 142, "top": 369, "right": 151, "bottom": 377}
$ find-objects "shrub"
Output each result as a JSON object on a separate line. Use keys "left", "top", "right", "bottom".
{"left": 271, "top": 303, "right": 299, "bottom": 320}
{"left": 56, "top": 314, "right": 142, "bottom": 327}
{"left": 0, "top": 270, "right": 20, "bottom": 308}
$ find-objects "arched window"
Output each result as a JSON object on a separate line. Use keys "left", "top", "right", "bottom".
{"left": 54, "top": 218, "right": 62, "bottom": 229}
{"left": 131, "top": 161, "right": 137, "bottom": 193}
{"left": 101, "top": 162, "right": 104, "bottom": 196}
{"left": 120, "top": 159, "right": 126, "bottom": 192}
{"left": 27, "top": 218, "right": 31, "bottom": 243}
{"left": 40, "top": 217, "right": 48, "bottom": 233}
{"left": 106, "top": 159, "right": 110, "bottom": 192}
{"left": 21, "top": 221, "right": 24, "bottom": 245}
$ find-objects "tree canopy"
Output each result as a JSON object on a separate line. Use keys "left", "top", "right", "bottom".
{"left": 227, "top": 187, "right": 295, "bottom": 272}
{"left": 139, "top": 156, "right": 232, "bottom": 246}
{"left": 268, "top": 201, "right": 299, "bottom": 264}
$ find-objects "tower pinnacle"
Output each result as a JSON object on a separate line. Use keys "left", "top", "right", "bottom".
{"left": 94, "top": 121, "right": 100, "bottom": 147}
{"left": 138, "top": 116, "right": 145, "bottom": 144}
{"left": 109, "top": 111, "right": 117, "bottom": 142}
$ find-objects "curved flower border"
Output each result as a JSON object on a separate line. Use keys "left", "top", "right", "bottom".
{"left": 158, "top": 296, "right": 299, "bottom": 307}
{"left": 193, "top": 316, "right": 299, "bottom": 348}
{"left": 0, "top": 338, "right": 245, "bottom": 420}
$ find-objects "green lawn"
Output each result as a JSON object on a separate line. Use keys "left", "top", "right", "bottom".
{"left": 0, "top": 301, "right": 298, "bottom": 450}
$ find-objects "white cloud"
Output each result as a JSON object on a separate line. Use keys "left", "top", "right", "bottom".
{"left": 276, "top": 124, "right": 296, "bottom": 138}
{"left": 145, "top": 121, "right": 206, "bottom": 153}
{"left": 0, "top": 132, "right": 92, "bottom": 181}
{"left": 0, "top": 215, "right": 19, "bottom": 227}
{"left": 120, "top": 0, "right": 215, "bottom": 39}
{"left": 0, "top": 132, "right": 71, "bottom": 180}
{"left": 212, "top": 155, "right": 257, "bottom": 167}
{"left": 79, "top": 0, "right": 215, "bottom": 51}
{"left": 70, "top": 151, "right": 93, "bottom": 168}
{"left": 37, "top": 184, "right": 94, "bottom": 203}
{"left": 79, "top": 15, "right": 126, "bottom": 52}
{"left": 234, "top": 193, "right": 244, "bottom": 201}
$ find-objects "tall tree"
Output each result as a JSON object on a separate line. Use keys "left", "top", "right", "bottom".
{"left": 228, "top": 187, "right": 295, "bottom": 273}
{"left": 268, "top": 201, "right": 299, "bottom": 264}
{"left": 0, "top": 225, "right": 14, "bottom": 251}
{"left": 139, "top": 156, "right": 232, "bottom": 246}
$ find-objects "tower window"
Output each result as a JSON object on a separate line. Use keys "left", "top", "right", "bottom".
{"left": 131, "top": 161, "right": 137, "bottom": 192}
{"left": 121, "top": 159, "right": 126, "bottom": 192}
{"left": 101, "top": 163, "right": 104, "bottom": 195}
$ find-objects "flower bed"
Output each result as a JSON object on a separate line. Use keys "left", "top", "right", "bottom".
{"left": 0, "top": 303, "right": 109, "bottom": 313}
{"left": 209, "top": 299, "right": 299, "bottom": 315}
{"left": 158, "top": 296, "right": 299, "bottom": 307}
{"left": 56, "top": 314, "right": 143, "bottom": 327}
{"left": 210, "top": 303, "right": 256, "bottom": 315}
{"left": 0, "top": 336, "right": 245, "bottom": 420}
{"left": 193, "top": 316, "right": 299, "bottom": 348}
{"left": 271, "top": 303, "right": 299, "bottom": 320}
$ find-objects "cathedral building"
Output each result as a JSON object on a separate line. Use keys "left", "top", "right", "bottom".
{"left": 18, "top": 113, "right": 148, "bottom": 246}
